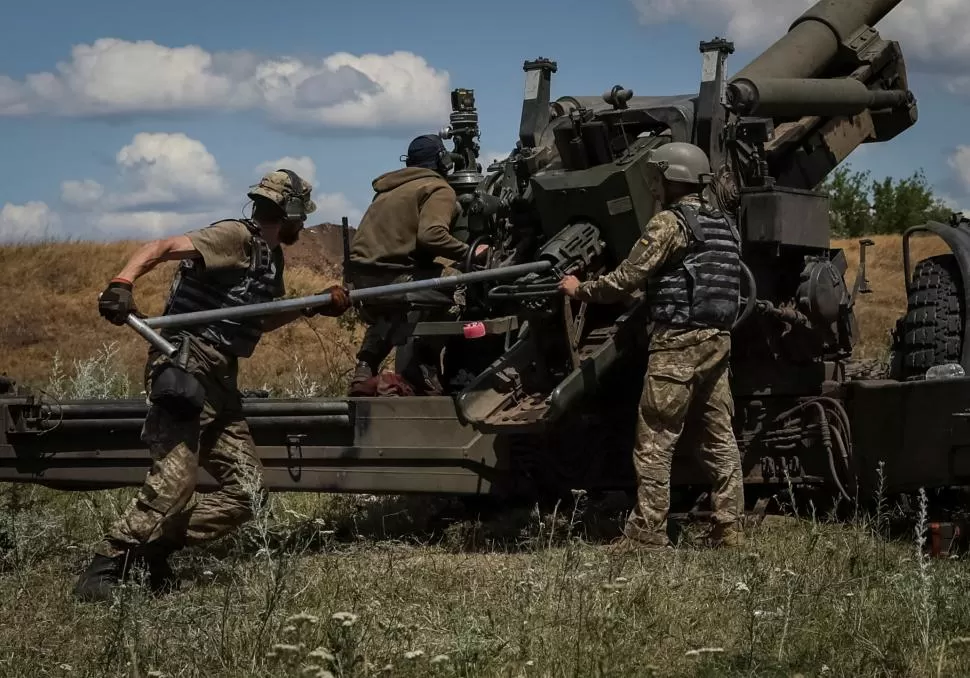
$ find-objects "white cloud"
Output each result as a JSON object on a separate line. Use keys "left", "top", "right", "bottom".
{"left": 630, "top": 0, "right": 970, "bottom": 83}
{"left": 58, "top": 132, "right": 234, "bottom": 238}
{"left": 255, "top": 156, "right": 318, "bottom": 188}
{"left": 311, "top": 192, "right": 363, "bottom": 224}
{"left": 45, "top": 137, "right": 365, "bottom": 239}
{"left": 110, "top": 132, "right": 228, "bottom": 210}
{"left": 0, "top": 38, "right": 451, "bottom": 131}
{"left": 0, "top": 201, "right": 63, "bottom": 242}
{"left": 932, "top": 147, "right": 970, "bottom": 218}
{"left": 948, "top": 146, "right": 970, "bottom": 192}
{"left": 60, "top": 179, "right": 104, "bottom": 208}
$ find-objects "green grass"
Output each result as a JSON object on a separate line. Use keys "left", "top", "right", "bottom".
{"left": 2, "top": 482, "right": 970, "bottom": 678}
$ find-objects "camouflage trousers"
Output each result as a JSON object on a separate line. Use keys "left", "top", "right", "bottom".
{"left": 97, "top": 339, "right": 266, "bottom": 558}
{"left": 623, "top": 331, "right": 744, "bottom": 545}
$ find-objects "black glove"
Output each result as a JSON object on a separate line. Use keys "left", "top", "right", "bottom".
{"left": 98, "top": 278, "right": 136, "bottom": 325}
{"left": 303, "top": 285, "right": 351, "bottom": 318}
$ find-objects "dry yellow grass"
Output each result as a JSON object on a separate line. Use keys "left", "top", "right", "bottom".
{"left": 837, "top": 234, "right": 950, "bottom": 360}
{"left": 0, "top": 238, "right": 361, "bottom": 392}
{"left": 0, "top": 232, "right": 956, "bottom": 390}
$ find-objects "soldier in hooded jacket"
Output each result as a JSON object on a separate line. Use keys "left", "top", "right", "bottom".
{"left": 560, "top": 142, "right": 746, "bottom": 549}
{"left": 73, "top": 169, "right": 351, "bottom": 602}
{"left": 346, "top": 134, "right": 487, "bottom": 396}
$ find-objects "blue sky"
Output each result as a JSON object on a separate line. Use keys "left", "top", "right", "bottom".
{"left": 1, "top": 0, "right": 968, "bottom": 241}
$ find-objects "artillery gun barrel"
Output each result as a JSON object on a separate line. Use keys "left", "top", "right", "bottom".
{"left": 142, "top": 260, "right": 553, "bottom": 331}
{"left": 726, "top": 77, "right": 914, "bottom": 117}
{"left": 733, "top": 0, "right": 904, "bottom": 81}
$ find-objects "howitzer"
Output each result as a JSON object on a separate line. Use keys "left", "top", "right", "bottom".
{"left": 4, "top": 0, "right": 970, "bottom": 519}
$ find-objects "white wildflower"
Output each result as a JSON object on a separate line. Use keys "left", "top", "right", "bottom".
{"left": 308, "top": 647, "right": 336, "bottom": 662}
{"left": 331, "top": 611, "right": 359, "bottom": 627}
{"left": 272, "top": 643, "right": 303, "bottom": 655}
{"left": 430, "top": 654, "right": 450, "bottom": 664}
{"left": 287, "top": 612, "right": 320, "bottom": 625}
{"left": 686, "top": 647, "right": 725, "bottom": 657}
{"left": 404, "top": 650, "right": 425, "bottom": 660}
{"left": 734, "top": 581, "right": 750, "bottom": 593}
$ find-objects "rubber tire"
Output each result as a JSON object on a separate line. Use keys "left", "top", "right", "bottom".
{"left": 892, "top": 254, "right": 964, "bottom": 380}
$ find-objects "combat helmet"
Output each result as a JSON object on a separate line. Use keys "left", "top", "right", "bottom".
{"left": 247, "top": 169, "right": 317, "bottom": 220}
{"left": 646, "top": 142, "right": 712, "bottom": 185}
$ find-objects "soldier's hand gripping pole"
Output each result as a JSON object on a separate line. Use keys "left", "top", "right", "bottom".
{"left": 134, "top": 260, "right": 554, "bottom": 333}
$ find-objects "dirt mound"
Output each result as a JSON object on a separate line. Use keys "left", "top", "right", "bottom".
{"left": 287, "top": 222, "right": 356, "bottom": 277}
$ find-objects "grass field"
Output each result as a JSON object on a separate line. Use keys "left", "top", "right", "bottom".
{"left": 3, "top": 482, "right": 970, "bottom": 677}
{"left": 0, "top": 232, "right": 965, "bottom": 677}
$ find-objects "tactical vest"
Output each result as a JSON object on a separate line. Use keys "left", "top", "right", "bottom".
{"left": 646, "top": 201, "right": 742, "bottom": 331}
{"left": 162, "top": 220, "right": 284, "bottom": 358}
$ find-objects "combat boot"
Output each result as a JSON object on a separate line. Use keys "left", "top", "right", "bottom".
{"left": 73, "top": 552, "right": 133, "bottom": 603}
{"left": 707, "top": 522, "right": 745, "bottom": 548}
{"left": 348, "top": 361, "right": 374, "bottom": 396}
{"left": 137, "top": 540, "right": 180, "bottom": 595}
{"left": 608, "top": 534, "right": 672, "bottom": 555}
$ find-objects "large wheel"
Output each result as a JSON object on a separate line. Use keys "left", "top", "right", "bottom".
{"left": 890, "top": 254, "right": 965, "bottom": 380}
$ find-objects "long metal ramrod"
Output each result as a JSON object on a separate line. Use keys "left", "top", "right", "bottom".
{"left": 126, "top": 260, "right": 555, "bottom": 356}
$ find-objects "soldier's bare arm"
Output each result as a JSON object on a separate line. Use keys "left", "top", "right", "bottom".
{"left": 567, "top": 211, "right": 689, "bottom": 305}
{"left": 115, "top": 235, "right": 200, "bottom": 283}
{"left": 416, "top": 187, "right": 470, "bottom": 262}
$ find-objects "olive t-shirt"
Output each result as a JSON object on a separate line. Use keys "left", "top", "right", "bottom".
{"left": 184, "top": 220, "right": 285, "bottom": 296}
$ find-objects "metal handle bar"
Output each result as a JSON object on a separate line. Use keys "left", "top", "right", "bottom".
{"left": 138, "top": 260, "right": 554, "bottom": 332}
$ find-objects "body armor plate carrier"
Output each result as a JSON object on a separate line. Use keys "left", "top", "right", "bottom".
{"left": 646, "top": 201, "right": 742, "bottom": 331}
{"left": 162, "top": 220, "right": 283, "bottom": 358}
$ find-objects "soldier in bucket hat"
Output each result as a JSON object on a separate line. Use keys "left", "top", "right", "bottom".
{"left": 74, "top": 168, "right": 351, "bottom": 602}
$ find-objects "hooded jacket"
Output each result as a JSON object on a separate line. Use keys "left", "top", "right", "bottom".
{"left": 349, "top": 167, "right": 468, "bottom": 271}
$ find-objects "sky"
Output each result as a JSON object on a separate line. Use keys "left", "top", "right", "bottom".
{"left": 1, "top": 0, "right": 969, "bottom": 242}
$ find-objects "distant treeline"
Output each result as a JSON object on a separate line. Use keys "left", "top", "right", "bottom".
{"left": 818, "top": 166, "right": 955, "bottom": 237}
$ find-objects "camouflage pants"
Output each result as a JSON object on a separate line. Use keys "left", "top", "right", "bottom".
{"left": 623, "top": 332, "right": 744, "bottom": 545}
{"left": 97, "top": 339, "right": 266, "bottom": 558}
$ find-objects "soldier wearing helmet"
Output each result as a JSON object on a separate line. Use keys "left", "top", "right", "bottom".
{"left": 346, "top": 134, "right": 487, "bottom": 396}
{"left": 559, "top": 142, "right": 745, "bottom": 551}
{"left": 74, "top": 169, "right": 351, "bottom": 602}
